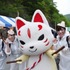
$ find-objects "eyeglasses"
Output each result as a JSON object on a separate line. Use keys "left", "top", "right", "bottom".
{"left": 9, "top": 34, "right": 15, "bottom": 36}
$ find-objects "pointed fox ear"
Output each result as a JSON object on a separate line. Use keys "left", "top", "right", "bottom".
{"left": 32, "top": 9, "right": 49, "bottom": 26}
{"left": 32, "top": 11, "right": 43, "bottom": 23}
{"left": 16, "top": 17, "right": 26, "bottom": 30}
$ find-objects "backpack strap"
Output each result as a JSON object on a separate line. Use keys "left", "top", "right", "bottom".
{"left": 66, "top": 36, "right": 70, "bottom": 48}
{"left": 2, "top": 41, "right": 4, "bottom": 50}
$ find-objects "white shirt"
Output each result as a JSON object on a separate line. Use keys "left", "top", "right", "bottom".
{"left": 53, "top": 31, "right": 70, "bottom": 70}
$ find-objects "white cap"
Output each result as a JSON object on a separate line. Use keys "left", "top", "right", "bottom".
{"left": 57, "top": 21, "right": 65, "bottom": 28}
{"left": 7, "top": 29, "right": 15, "bottom": 35}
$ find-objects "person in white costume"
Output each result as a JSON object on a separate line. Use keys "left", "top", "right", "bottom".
{"left": 5, "top": 29, "right": 26, "bottom": 70}
{"left": 15, "top": 9, "right": 58, "bottom": 70}
{"left": 0, "top": 32, "right": 7, "bottom": 70}
{"left": 53, "top": 21, "right": 70, "bottom": 70}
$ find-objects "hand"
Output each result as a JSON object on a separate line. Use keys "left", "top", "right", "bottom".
{"left": 5, "top": 41, "right": 9, "bottom": 46}
{"left": 4, "top": 41, "right": 11, "bottom": 52}
{"left": 53, "top": 38, "right": 58, "bottom": 44}
{"left": 62, "top": 47, "right": 68, "bottom": 52}
{"left": 4, "top": 42, "right": 11, "bottom": 55}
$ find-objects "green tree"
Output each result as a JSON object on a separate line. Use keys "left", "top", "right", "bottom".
{"left": 0, "top": 0, "right": 69, "bottom": 27}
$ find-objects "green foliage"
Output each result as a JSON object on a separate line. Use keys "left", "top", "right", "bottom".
{"left": 0, "top": 0, "right": 25, "bottom": 18}
{"left": 0, "top": 0, "right": 69, "bottom": 27}
{"left": 64, "top": 14, "right": 70, "bottom": 26}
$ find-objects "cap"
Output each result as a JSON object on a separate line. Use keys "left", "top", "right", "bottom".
{"left": 57, "top": 21, "right": 65, "bottom": 28}
{"left": 7, "top": 29, "right": 15, "bottom": 35}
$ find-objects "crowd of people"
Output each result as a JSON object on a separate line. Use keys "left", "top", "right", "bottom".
{"left": 0, "top": 21, "right": 70, "bottom": 70}
{"left": 0, "top": 27, "right": 26, "bottom": 70}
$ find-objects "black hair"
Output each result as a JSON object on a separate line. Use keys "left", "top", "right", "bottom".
{"left": 56, "top": 26, "right": 66, "bottom": 31}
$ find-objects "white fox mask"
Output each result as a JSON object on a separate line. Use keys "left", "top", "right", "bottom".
{"left": 16, "top": 9, "right": 54, "bottom": 55}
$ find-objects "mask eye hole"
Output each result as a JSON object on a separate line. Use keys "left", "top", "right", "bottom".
{"left": 38, "top": 34, "right": 44, "bottom": 41}
{"left": 20, "top": 40, "right": 25, "bottom": 45}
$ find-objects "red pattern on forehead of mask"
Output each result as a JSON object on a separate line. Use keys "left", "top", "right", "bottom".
{"left": 27, "top": 28, "right": 31, "bottom": 38}
{"left": 38, "top": 25, "right": 42, "bottom": 30}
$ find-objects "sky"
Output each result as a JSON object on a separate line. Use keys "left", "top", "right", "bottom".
{"left": 53, "top": 0, "right": 70, "bottom": 15}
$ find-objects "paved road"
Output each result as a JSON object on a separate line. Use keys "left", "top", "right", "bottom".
{"left": 5, "top": 56, "right": 10, "bottom": 70}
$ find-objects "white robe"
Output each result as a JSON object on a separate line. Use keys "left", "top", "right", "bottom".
{"left": 5, "top": 37, "right": 26, "bottom": 70}
{"left": 0, "top": 39, "right": 7, "bottom": 70}
{"left": 53, "top": 31, "right": 70, "bottom": 70}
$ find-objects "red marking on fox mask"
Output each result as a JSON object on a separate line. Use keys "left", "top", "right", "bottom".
{"left": 27, "top": 28, "right": 31, "bottom": 38}
{"left": 38, "top": 25, "right": 42, "bottom": 30}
